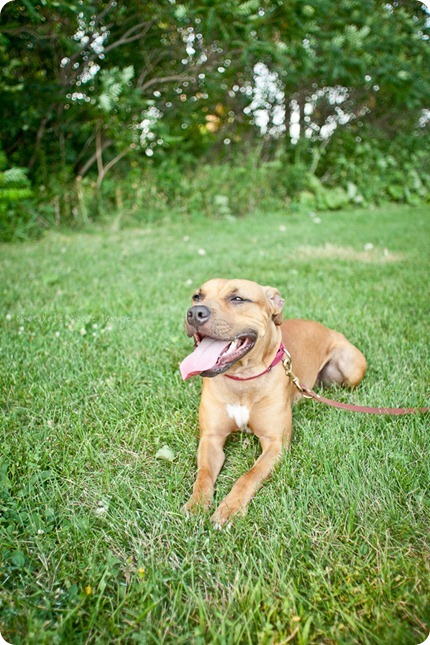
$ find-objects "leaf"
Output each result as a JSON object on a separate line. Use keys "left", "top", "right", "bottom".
{"left": 42, "top": 274, "right": 60, "bottom": 285}
{"left": 387, "top": 184, "right": 404, "bottom": 201}
{"left": 214, "top": 194, "right": 229, "bottom": 206}
{"left": 3, "top": 167, "right": 31, "bottom": 186}
{"left": 155, "top": 445, "right": 176, "bottom": 462}
{"left": 174, "top": 4, "right": 187, "bottom": 20}
{"left": 11, "top": 550, "right": 26, "bottom": 568}
{"left": 347, "top": 181, "right": 358, "bottom": 199}
{"left": 98, "top": 66, "right": 135, "bottom": 112}
{"left": 324, "top": 187, "right": 349, "bottom": 210}
{"left": 298, "top": 190, "right": 317, "bottom": 208}
{"left": 235, "top": 0, "right": 260, "bottom": 17}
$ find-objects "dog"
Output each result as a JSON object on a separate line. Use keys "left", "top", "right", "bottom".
{"left": 180, "top": 278, "right": 367, "bottom": 526}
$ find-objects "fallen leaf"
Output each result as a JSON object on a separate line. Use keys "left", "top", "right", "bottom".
{"left": 155, "top": 445, "right": 176, "bottom": 462}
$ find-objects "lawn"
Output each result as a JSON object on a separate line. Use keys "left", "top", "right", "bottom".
{"left": 0, "top": 205, "right": 429, "bottom": 644}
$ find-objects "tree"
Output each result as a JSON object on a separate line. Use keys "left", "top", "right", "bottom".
{"left": 0, "top": 0, "right": 428, "bottom": 214}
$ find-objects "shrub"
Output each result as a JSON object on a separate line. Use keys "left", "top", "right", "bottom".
{"left": 0, "top": 150, "right": 35, "bottom": 242}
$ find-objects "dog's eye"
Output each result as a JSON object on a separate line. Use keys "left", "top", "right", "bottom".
{"left": 192, "top": 293, "right": 202, "bottom": 302}
{"left": 230, "top": 296, "right": 249, "bottom": 303}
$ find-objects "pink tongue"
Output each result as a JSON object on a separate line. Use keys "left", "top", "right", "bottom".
{"left": 180, "top": 337, "right": 230, "bottom": 380}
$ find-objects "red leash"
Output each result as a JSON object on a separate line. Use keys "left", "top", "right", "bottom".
{"left": 295, "top": 384, "right": 429, "bottom": 415}
{"left": 281, "top": 347, "right": 429, "bottom": 416}
{"left": 225, "top": 343, "right": 429, "bottom": 415}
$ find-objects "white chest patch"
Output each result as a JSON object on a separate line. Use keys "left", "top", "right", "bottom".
{"left": 226, "top": 404, "right": 251, "bottom": 431}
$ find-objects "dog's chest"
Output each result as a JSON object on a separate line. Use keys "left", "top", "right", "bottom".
{"left": 225, "top": 404, "right": 252, "bottom": 433}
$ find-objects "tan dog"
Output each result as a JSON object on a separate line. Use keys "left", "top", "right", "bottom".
{"left": 180, "top": 278, "right": 367, "bottom": 527}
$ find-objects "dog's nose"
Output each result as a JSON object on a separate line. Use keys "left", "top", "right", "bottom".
{"left": 187, "top": 305, "right": 211, "bottom": 326}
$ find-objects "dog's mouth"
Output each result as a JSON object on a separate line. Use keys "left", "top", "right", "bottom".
{"left": 180, "top": 333, "right": 257, "bottom": 380}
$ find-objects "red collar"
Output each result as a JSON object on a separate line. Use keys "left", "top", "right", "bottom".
{"left": 225, "top": 342, "right": 286, "bottom": 382}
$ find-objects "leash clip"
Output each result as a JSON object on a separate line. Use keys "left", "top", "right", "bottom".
{"left": 282, "top": 348, "right": 305, "bottom": 394}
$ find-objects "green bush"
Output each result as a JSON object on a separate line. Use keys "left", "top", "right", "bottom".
{"left": 2, "top": 131, "right": 429, "bottom": 240}
{"left": 90, "top": 154, "right": 298, "bottom": 223}
{"left": 313, "top": 131, "right": 430, "bottom": 209}
{"left": 94, "top": 140, "right": 429, "bottom": 226}
{"left": 0, "top": 150, "right": 36, "bottom": 242}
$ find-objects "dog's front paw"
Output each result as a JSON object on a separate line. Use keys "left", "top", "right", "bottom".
{"left": 211, "top": 499, "right": 246, "bottom": 527}
{"left": 182, "top": 494, "right": 212, "bottom": 515}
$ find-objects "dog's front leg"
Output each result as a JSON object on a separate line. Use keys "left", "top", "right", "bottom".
{"left": 210, "top": 436, "right": 282, "bottom": 526}
{"left": 211, "top": 408, "right": 292, "bottom": 527}
{"left": 182, "top": 430, "right": 228, "bottom": 512}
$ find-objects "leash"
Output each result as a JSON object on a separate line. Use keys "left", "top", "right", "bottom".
{"left": 224, "top": 342, "right": 428, "bottom": 414}
{"left": 281, "top": 348, "right": 429, "bottom": 416}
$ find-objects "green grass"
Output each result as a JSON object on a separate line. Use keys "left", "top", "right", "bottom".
{"left": 0, "top": 204, "right": 429, "bottom": 644}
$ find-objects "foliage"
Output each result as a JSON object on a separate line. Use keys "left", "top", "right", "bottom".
{"left": 67, "top": 136, "right": 429, "bottom": 231}
{"left": 296, "top": 154, "right": 430, "bottom": 212}
{"left": 0, "top": 150, "right": 35, "bottom": 241}
{"left": 66, "top": 156, "right": 317, "bottom": 224}
{"left": 0, "top": 0, "right": 429, "bottom": 237}
{"left": 309, "top": 128, "right": 430, "bottom": 208}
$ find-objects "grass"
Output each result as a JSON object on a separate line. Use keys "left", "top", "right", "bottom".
{"left": 0, "top": 204, "right": 429, "bottom": 644}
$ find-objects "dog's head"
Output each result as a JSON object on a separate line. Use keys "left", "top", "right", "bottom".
{"left": 180, "top": 278, "right": 284, "bottom": 379}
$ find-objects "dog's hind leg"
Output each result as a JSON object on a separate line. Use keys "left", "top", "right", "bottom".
{"left": 318, "top": 336, "right": 367, "bottom": 388}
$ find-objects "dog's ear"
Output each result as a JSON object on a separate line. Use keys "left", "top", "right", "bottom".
{"left": 263, "top": 286, "right": 284, "bottom": 325}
